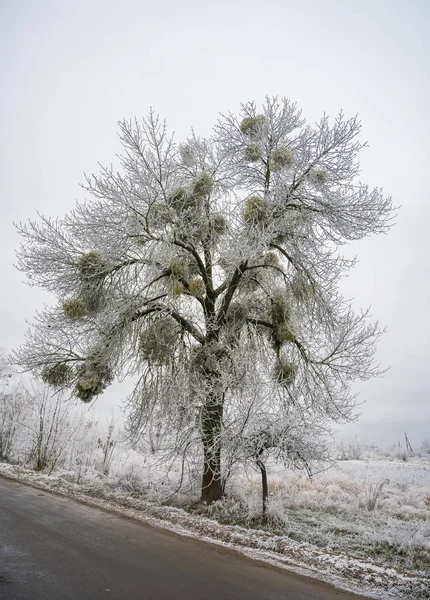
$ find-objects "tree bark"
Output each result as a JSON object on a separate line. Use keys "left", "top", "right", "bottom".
{"left": 201, "top": 401, "right": 224, "bottom": 502}
{"left": 256, "top": 457, "right": 269, "bottom": 520}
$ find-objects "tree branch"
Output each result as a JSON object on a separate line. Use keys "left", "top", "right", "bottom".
{"left": 132, "top": 305, "right": 205, "bottom": 344}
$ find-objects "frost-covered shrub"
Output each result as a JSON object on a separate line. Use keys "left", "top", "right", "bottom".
{"left": 420, "top": 440, "right": 430, "bottom": 455}
{"left": 398, "top": 449, "right": 409, "bottom": 462}
{"left": 22, "top": 384, "right": 73, "bottom": 472}
{"left": 383, "top": 445, "right": 410, "bottom": 462}
{"left": 115, "top": 466, "right": 144, "bottom": 494}
{"left": 337, "top": 436, "right": 363, "bottom": 460}
{"left": 0, "top": 387, "right": 26, "bottom": 461}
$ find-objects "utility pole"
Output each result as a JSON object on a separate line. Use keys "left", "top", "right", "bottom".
{"left": 404, "top": 432, "right": 413, "bottom": 453}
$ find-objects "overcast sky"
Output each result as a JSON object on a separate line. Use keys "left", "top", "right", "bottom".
{"left": 1, "top": 0, "right": 429, "bottom": 447}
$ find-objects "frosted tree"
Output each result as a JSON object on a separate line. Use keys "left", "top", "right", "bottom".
{"left": 0, "top": 349, "right": 26, "bottom": 461}
{"left": 15, "top": 98, "right": 393, "bottom": 501}
{"left": 0, "top": 347, "right": 13, "bottom": 380}
{"left": 219, "top": 349, "right": 330, "bottom": 518}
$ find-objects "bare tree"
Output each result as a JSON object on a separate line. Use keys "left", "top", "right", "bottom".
{"left": 218, "top": 346, "right": 331, "bottom": 517}
{"left": 0, "top": 390, "right": 27, "bottom": 461}
{"left": 15, "top": 98, "right": 394, "bottom": 502}
{"left": 0, "top": 350, "right": 26, "bottom": 461}
{"left": 97, "top": 413, "right": 117, "bottom": 475}
{"left": 23, "top": 383, "right": 73, "bottom": 473}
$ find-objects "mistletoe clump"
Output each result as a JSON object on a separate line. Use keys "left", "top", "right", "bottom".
{"left": 169, "top": 187, "right": 200, "bottom": 213}
{"left": 210, "top": 214, "right": 228, "bottom": 236}
{"left": 192, "top": 173, "right": 214, "bottom": 197}
{"left": 275, "top": 359, "right": 297, "bottom": 385}
{"left": 63, "top": 298, "right": 88, "bottom": 320}
{"left": 240, "top": 115, "right": 266, "bottom": 136}
{"left": 275, "top": 322, "right": 295, "bottom": 344}
{"left": 314, "top": 168, "right": 327, "bottom": 184}
{"left": 269, "top": 146, "right": 293, "bottom": 172}
{"left": 169, "top": 257, "right": 189, "bottom": 280}
{"left": 140, "top": 317, "right": 179, "bottom": 365}
{"left": 77, "top": 251, "right": 102, "bottom": 278}
{"left": 244, "top": 144, "right": 263, "bottom": 162}
{"left": 270, "top": 292, "right": 291, "bottom": 325}
{"left": 263, "top": 251, "right": 279, "bottom": 266}
{"left": 291, "top": 273, "right": 315, "bottom": 301}
{"left": 149, "top": 203, "right": 171, "bottom": 229}
{"left": 75, "top": 358, "right": 113, "bottom": 403}
{"left": 167, "top": 278, "right": 185, "bottom": 297}
{"left": 41, "top": 363, "right": 72, "bottom": 387}
{"left": 189, "top": 277, "right": 206, "bottom": 297}
{"left": 243, "top": 196, "right": 271, "bottom": 226}
{"left": 179, "top": 144, "right": 194, "bottom": 166}
{"left": 79, "top": 280, "right": 104, "bottom": 313}
{"left": 270, "top": 293, "right": 295, "bottom": 344}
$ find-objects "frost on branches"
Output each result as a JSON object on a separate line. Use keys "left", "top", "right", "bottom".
{"left": 15, "top": 98, "right": 394, "bottom": 503}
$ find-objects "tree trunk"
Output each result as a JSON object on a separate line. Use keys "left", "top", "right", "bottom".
{"left": 201, "top": 444, "right": 223, "bottom": 502}
{"left": 201, "top": 401, "right": 224, "bottom": 502}
{"left": 256, "top": 457, "right": 269, "bottom": 520}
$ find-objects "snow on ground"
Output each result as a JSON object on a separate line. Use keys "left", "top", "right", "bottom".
{"left": 1, "top": 458, "right": 429, "bottom": 600}
{"left": 245, "top": 458, "right": 430, "bottom": 572}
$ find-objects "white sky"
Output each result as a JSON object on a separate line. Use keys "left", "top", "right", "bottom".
{"left": 1, "top": 0, "right": 429, "bottom": 447}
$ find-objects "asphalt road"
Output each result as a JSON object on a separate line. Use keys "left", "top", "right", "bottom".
{"left": 0, "top": 477, "right": 370, "bottom": 600}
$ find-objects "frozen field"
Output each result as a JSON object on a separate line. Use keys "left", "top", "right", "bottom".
{"left": 252, "top": 458, "right": 430, "bottom": 570}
